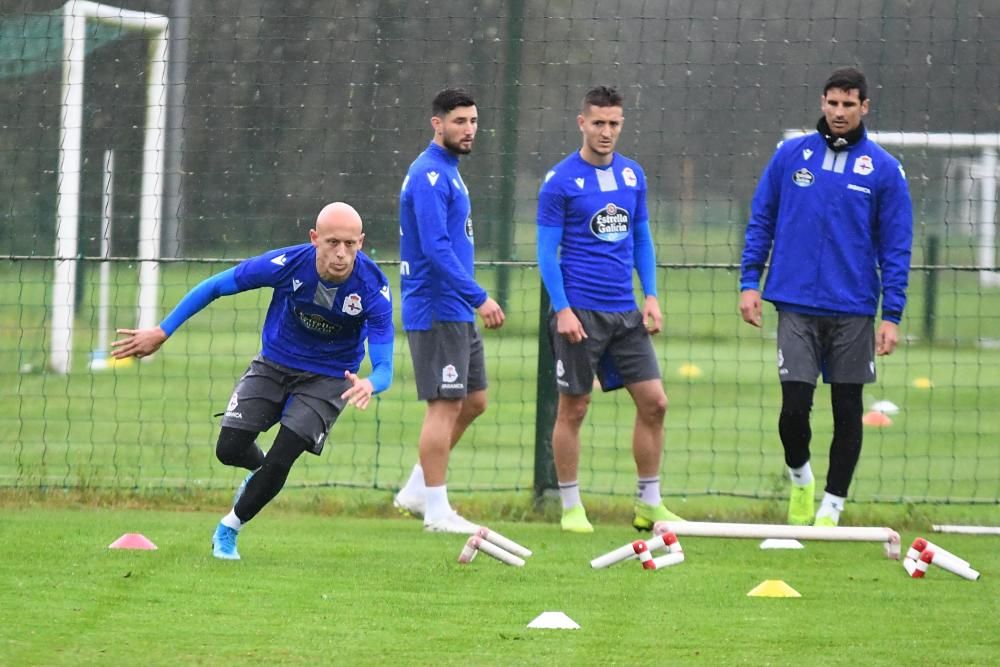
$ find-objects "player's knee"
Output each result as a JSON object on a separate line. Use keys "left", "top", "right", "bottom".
{"left": 557, "top": 394, "right": 590, "bottom": 425}
{"left": 463, "top": 391, "right": 488, "bottom": 420}
{"left": 638, "top": 392, "right": 668, "bottom": 423}
{"left": 780, "top": 381, "right": 814, "bottom": 417}
{"left": 215, "top": 427, "right": 257, "bottom": 466}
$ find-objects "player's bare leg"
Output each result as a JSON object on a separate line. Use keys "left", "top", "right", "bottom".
{"left": 626, "top": 379, "right": 682, "bottom": 529}
{"left": 418, "top": 398, "right": 479, "bottom": 533}
{"left": 553, "top": 393, "right": 593, "bottom": 532}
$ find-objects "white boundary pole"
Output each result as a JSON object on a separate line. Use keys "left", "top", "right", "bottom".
{"left": 51, "top": 7, "right": 87, "bottom": 374}
{"left": 932, "top": 524, "right": 1000, "bottom": 536}
{"left": 89, "top": 150, "right": 114, "bottom": 370}
{"left": 51, "top": 1, "right": 168, "bottom": 374}
{"left": 655, "top": 521, "right": 901, "bottom": 559}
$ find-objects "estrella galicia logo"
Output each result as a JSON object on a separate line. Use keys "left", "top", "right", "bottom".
{"left": 792, "top": 168, "right": 814, "bottom": 187}
{"left": 295, "top": 308, "right": 342, "bottom": 336}
{"left": 589, "top": 203, "right": 630, "bottom": 242}
{"left": 465, "top": 216, "right": 474, "bottom": 241}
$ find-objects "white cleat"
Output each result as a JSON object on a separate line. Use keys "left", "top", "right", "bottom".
{"left": 423, "top": 511, "right": 480, "bottom": 534}
{"left": 393, "top": 491, "right": 426, "bottom": 519}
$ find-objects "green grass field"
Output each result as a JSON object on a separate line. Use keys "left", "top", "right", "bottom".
{"left": 1, "top": 504, "right": 998, "bottom": 665}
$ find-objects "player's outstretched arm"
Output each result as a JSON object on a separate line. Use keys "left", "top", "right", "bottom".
{"left": 111, "top": 326, "right": 168, "bottom": 359}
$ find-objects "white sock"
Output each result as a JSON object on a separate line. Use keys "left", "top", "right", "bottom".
{"left": 788, "top": 461, "right": 814, "bottom": 486}
{"left": 816, "top": 492, "right": 846, "bottom": 521}
{"left": 221, "top": 510, "right": 242, "bottom": 531}
{"left": 423, "top": 484, "right": 452, "bottom": 523}
{"left": 399, "top": 463, "right": 425, "bottom": 497}
{"left": 636, "top": 476, "right": 661, "bottom": 506}
{"left": 558, "top": 481, "right": 582, "bottom": 510}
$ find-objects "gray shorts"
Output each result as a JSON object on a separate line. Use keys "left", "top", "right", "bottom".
{"left": 407, "top": 322, "right": 487, "bottom": 400}
{"left": 219, "top": 355, "right": 349, "bottom": 455}
{"left": 776, "top": 311, "right": 876, "bottom": 385}
{"left": 549, "top": 307, "right": 661, "bottom": 395}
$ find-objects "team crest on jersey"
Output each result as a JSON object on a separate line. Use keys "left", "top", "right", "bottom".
{"left": 442, "top": 364, "right": 458, "bottom": 383}
{"left": 621, "top": 167, "right": 637, "bottom": 187}
{"left": 341, "top": 293, "right": 363, "bottom": 316}
{"left": 465, "top": 216, "right": 474, "bottom": 241}
{"left": 792, "top": 168, "right": 814, "bottom": 187}
{"left": 853, "top": 155, "right": 874, "bottom": 176}
{"left": 590, "top": 203, "right": 630, "bottom": 242}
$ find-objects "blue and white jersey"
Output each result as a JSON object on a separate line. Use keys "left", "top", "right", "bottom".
{"left": 233, "top": 244, "right": 394, "bottom": 376}
{"left": 537, "top": 151, "right": 649, "bottom": 311}
{"left": 740, "top": 128, "right": 913, "bottom": 322}
{"left": 399, "top": 141, "right": 487, "bottom": 330}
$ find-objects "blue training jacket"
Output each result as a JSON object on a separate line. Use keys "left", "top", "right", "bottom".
{"left": 399, "top": 141, "right": 487, "bottom": 330}
{"left": 740, "top": 128, "right": 913, "bottom": 323}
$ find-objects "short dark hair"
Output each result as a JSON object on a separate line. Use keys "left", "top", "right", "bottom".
{"left": 432, "top": 88, "right": 476, "bottom": 117}
{"left": 581, "top": 85, "right": 623, "bottom": 112}
{"left": 823, "top": 68, "right": 868, "bottom": 102}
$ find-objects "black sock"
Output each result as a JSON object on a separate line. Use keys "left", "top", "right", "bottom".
{"left": 234, "top": 425, "right": 309, "bottom": 523}
{"left": 779, "top": 381, "right": 815, "bottom": 469}
{"left": 827, "top": 383, "right": 863, "bottom": 497}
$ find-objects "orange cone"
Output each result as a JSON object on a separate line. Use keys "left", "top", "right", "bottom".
{"left": 862, "top": 410, "right": 893, "bottom": 427}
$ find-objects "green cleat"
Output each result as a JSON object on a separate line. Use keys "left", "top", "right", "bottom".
{"left": 560, "top": 504, "right": 594, "bottom": 533}
{"left": 814, "top": 515, "right": 838, "bottom": 528}
{"left": 632, "top": 501, "right": 684, "bottom": 532}
{"left": 787, "top": 480, "right": 816, "bottom": 526}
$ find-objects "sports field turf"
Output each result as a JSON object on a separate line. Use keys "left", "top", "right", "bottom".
{"left": 1, "top": 505, "right": 997, "bottom": 665}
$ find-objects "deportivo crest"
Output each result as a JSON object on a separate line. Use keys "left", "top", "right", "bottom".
{"left": 465, "top": 216, "right": 474, "bottom": 240}
{"left": 442, "top": 364, "right": 458, "bottom": 383}
{"left": 590, "top": 203, "right": 630, "bottom": 242}
{"left": 341, "top": 293, "right": 363, "bottom": 316}
{"left": 853, "top": 155, "right": 874, "bottom": 176}
{"left": 792, "top": 168, "right": 814, "bottom": 187}
{"left": 621, "top": 167, "right": 637, "bottom": 187}
{"left": 556, "top": 360, "right": 565, "bottom": 377}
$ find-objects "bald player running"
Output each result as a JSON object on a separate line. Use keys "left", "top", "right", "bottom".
{"left": 112, "top": 202, "right": 395, "bottom": 560}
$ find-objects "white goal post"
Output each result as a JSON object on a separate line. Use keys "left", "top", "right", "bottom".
{"left": 51, "top": 0, "right": 168, "bottom": 374}
{"left": 783, "top": 129, "right": 1000, "bottom": 289}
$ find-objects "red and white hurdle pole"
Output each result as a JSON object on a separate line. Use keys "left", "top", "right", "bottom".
{"left": 903, "top": 549, "right": 934, "bottom": 578}
{"left": 591, "top": 539, "right": 655, "bottom": 569}
{"left": 651, "top": 551, "right": 685, "bottom": 570}
{"left": 906, "top": 537, "right": 980, "bottom": 581}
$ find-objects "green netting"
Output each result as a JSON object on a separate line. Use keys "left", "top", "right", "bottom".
{"left": 0, "top": 11, "right": 130, "bottom": 80}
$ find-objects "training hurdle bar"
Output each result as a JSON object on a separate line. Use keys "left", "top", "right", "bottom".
{"left": 654, "top": 521, "right": 901, "bottom": 559}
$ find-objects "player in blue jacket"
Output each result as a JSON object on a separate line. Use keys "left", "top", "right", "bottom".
{"left": 112, "top": 202, "right": 394, "bottom": 559}
{"left": 392, "top": 88, "right": 505, "bottom": 534}
{"left": 537, "top": 85, "right": 683, "bottom": 533}
{"left": 739, "top": 68, "right": 913, "bottom": 526}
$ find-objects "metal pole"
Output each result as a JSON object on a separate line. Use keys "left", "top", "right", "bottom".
{"left": 163, "top": 0, "right": 190, "bottom": 258}
{"left": 533, "top": 289, "right": 558, "bottom": 502}
{"left": 495, "top": 0, "right": 524, "bottom": 305}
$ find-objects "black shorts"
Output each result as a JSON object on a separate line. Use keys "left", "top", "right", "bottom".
{"left": 776, "top": 311, "right": 876, "bottom": 385}
{"left": 219, "top": 355, "right": 349, "bottom": 455}
{"left": 406, "top": 322, "right": 487, "bottom": 401}
{"left": 548, "top": 307, "right": 661, "bottom": 395}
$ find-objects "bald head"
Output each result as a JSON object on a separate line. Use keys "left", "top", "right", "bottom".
{"left": 310, "top": 202, "right": 365, "bottom": 282}
{"left": 316, "top": 201, "right": 363, "bottom": 235}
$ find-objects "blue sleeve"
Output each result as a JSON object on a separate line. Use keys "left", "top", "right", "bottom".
{"left": 537, "top": 226, "right": 569, "bottom": 311}
{"left": 877, "top": 163, "right": 914, "bottom": 323}
{"left": 159, "top": 267, "right": 241, "bottom": 336}
{"left": 740, "top": 146, "right": 783, "bottom": 291}
{"left": 410, "top": 172, "right": 488, "bottom": 308}
{"left": 633, "top": 220, "right": 657, "bottom": 298}
{"left": 366, "top": 341, "right": 394, "bottom": 394}
{"left": 536, "top": 182, "right": 570, "bottom": 311}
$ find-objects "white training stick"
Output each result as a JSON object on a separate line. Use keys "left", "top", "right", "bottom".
{"left": 651, "top": 552, "right": 685, "bottom": 570}
{"left": 477, "top": 527, "right": 532, "bottom": 558}
{"left": 473, "top": 536, "right": 525, "bottom": 567}
{"left": 590, "top": 540, "right": 650, "bottom": 569}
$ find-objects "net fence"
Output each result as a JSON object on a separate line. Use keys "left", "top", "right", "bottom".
{"left": 1, "top": 0, "right": 998, "bottom": 503}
